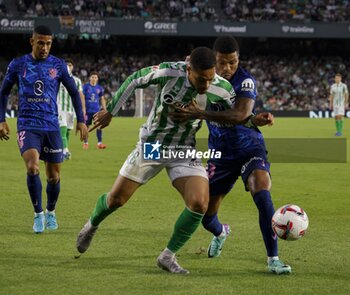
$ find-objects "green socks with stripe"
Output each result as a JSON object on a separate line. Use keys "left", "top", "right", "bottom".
{"left": 60, "top": 126, "right": 68, "bottom": 149}
{"left": 167, "top": 207, "right": 204, "bottom": 253}
{"left": 336, "top": 120, "right": 344, "bottom": 134}
{"left": 90, "top": 193, "right": 117, "bottom": 226}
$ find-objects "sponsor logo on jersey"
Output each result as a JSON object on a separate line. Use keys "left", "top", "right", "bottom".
{"left": 241, "top": 78, "right": 255, "bottom": 92}
{"left": 43, "top": 147, "right": 62, "bottom": 153}
{"left": 34, "top": 80, "right": 44, "bottom": 96}
{"left": 163, "top": 94, "right": 174, "bottom": 104}
{"left": 241, "top": 156, "right": 264, "bottom": 174}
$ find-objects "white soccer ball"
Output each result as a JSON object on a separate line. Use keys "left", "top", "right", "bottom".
{"left": 272, "top": 204, "right": 309, "bottom": 241}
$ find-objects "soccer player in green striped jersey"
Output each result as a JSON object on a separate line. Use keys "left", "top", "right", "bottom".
{"left": 76, "top": 47, "right": 270, "bottom": 274}
{"left": 329, "top": 73, "right": 348, "bottom": 136}
{"left": 57, "top": 59, "right": 86, "bottom": 160}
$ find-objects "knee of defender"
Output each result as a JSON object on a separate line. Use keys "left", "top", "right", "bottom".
{"left": 188, "top": 197, "right": 208, "bottom": 214}
{"left": 27, "top": 165, "right": 40, "bottom": 176}
{"left": 47, "top": 177, "right": 60, "bottom": 184}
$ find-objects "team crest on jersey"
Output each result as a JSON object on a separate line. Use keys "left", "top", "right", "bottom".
{"left": 49, "top": 68, "right": 57, "bottom": 78}
{"left": 241, "top": 78, "right": 255, "bottom": 92}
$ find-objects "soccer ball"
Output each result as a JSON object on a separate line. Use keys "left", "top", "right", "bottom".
{"left": 272, "top": 204, "right": 309, "bottom": 241}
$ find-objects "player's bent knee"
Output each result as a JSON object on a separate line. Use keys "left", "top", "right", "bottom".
{"left": 248, "top": 171, "right": 271, "bottom": 195}
{"left": 187, "top": 196, "right": 209, "bottom": 214}
{"left": 27, "top": 165, "right": 40, "bottom": 176}
{"left": 47, "top": 177, "right": 60, "bottom": 184}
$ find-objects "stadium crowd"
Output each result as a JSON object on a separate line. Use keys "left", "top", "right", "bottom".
{"left": 15, "top": 0, "right": 217, "bottom": 21}
{"left": 222, "top": 0, "right": 350, "bottom": 22}
{"left": 1, "top": 53, "right": 347, "bottom": 113}
{"left": 12, "top": 0, "right": 350, "bottom": 22}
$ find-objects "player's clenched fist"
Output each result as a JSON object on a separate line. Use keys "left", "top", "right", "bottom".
{"left": 253, "top": 112, "right": 274, "bottom": 126}
{"left": 0, "top": 122, "right": 10, "bottom": 140}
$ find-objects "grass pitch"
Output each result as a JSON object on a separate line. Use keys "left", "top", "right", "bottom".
{"left": 0, "top": 117, "right": 349, "bottom": 295}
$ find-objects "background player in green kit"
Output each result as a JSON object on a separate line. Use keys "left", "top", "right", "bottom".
{"left": 57, "top": 59, "right": 86, "bottom": 160}
{"left": 75, "top": 47, "right": 272, "bottom": 274}
{"left": 329, "top": 73, "right": 348, "bottom": 136}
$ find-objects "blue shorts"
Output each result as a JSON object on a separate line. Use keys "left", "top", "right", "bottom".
{"left": 17, "top": 130, "right": 63, "bottom": 163}
{"left": 207, "top": 148, "right": 270, "bottom": 196}
{"left": 86, "top": 112, "right": 96, "bottom": 126}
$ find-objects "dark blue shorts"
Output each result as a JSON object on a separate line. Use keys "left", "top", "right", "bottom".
{"left": 17, "top": 130, "right": 63, "bottom": 163}
{"left": 86, "top": 113, "right": 96, "bottom": 126}
{"left": 207, "top": 148, "right": 270, "bottom": 196}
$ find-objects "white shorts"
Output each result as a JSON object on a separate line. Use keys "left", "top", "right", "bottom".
{"left": 333, "top": 105, "right": 345, "bottom": 116}
{"left": 59, "top": 111, "right": 75, "bottom": 129}
{"left": 119, "top": 145, "right": 208, "bottom": 184}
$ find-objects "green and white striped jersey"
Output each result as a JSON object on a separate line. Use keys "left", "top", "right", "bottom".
{"left": 330, "top": 82, "right": 348, "bottom": 107}
{"left": 107, "top": 62, "right": 236, "bottom": 149}
{"left": 57, "top": 75, "right": 83, "bottom": 112}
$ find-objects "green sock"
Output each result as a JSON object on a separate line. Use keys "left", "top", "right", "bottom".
{"left": 60, "top": 126, "right": 68, "bottom": 149}
{"left": 335, "top": 120, "right": 339, "bottom": 133}
{"left": 66, "top": 129, "right": 71, "bottom": 143}
{"left": 90, "top": 193, "right": 117, "bottom": 226}
{"left": 167, "top": 207, "right": 204, "bottom": 253}
{"left": 339, "top": 120, "right": 343, "bottom": 133}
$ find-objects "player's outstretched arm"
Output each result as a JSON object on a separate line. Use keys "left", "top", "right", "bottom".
{"left": 89, "top": 110, "right": 113, "bottom": 132}
{"left": 171, "top": 98, "right": 251, "bottom": 124}
{"left": 171, "top": 99, "right": 273, "bottom": 127}
{"left": 76, "top": 122, "right": 88, "bottom": 142}
{"left": 0, "top": 121, "right": 10, "bottom": 140}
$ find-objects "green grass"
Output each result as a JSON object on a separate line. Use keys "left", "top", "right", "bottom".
{"left": 0, "top": 117, "right": 349, "bottom": 295}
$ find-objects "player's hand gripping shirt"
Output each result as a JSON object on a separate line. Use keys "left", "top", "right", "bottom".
{"left": 0, "top": 54, "right": 84, "bottom": 130}
{"left": 107, "top": 62, "right": 236, "bottom": 149}
{"left": 207, "top": 66, "right": 265, "bottom": 159}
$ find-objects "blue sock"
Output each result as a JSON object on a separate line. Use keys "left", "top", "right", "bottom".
{"left": 46, "top": 180, "right": 60, "bottom": 211}
{"left": 202, "top": 214, "right": 223, "bottom": 236}
{"left": 96, "top": 129, "right": 102, "bottom": 142}
{"left": 253, "top": 190, "right": 278, "bottom": 257}
{"left": 27, "top": 174, "right": 43, "bottom": 213}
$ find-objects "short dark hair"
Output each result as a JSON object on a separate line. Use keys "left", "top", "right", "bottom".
{"left": 34, "top": 25, "right": 52, "bottom": 36}
{"left": 335, "top": 73, "right": 342, "bottom": 77}
{"left": 213, "top": 36, "right": 239, "bottom": 55}
{"left": 190, "top": 47, "right": 216, "bottom": 71}
{"left": 65, "top": 58, "right": 74, "bottom": 65}
{"left": 90, "top": 71, "right": 99, "bottom": 77}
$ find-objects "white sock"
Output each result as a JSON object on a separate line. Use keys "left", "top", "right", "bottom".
{"left": 268, "top": 256, "right": 279, "bottom": 263}
{"left": 164, "top": 248, "right": 175, "bottom": 256}
{"left": 63, "top": 148, "right": 69, "bottom": 153}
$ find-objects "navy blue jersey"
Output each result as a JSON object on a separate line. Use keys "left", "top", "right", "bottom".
{"left": 0, "top": 54, "right": 84, "bottom": 131}
{"left": 83, "top": 83, "right": 104, "bottom": 114}
{"left": 207, "top": 66, "right": 266, "bottom": 159}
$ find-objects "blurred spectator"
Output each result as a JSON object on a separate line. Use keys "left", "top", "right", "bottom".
{"left": 15, "top": 0, "right": 217, "bottom": 21}
{"left": 222, "top": 0, "right": 350, "bottom": 23}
